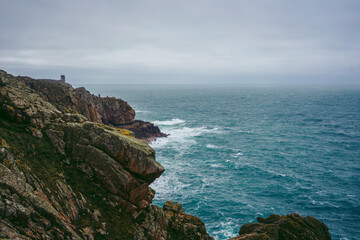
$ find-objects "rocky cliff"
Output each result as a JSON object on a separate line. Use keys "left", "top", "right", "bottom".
{"left": 0, "top": 70, "right": 331, "bottom": 240}
{"left": 229, "top": 213, "right": 331, "bottom": 240}
{"left": 21, "top": 76, "right": 166, "bottom": 141}
{"left": 0, "top": 70, "right": 211, "bottom": 239}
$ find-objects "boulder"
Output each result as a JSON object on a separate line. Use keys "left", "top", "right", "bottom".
{"left": 229, "top": 213, "right": 331, "bottom": 240}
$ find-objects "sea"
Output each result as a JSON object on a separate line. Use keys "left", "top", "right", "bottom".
{"left": 84, "top": 84, "right": 360, "bottom": 240}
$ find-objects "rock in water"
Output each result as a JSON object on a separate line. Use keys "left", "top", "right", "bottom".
{"left": 135, "top": 201, "right": 214, "bottom": 240}
{"left": 118, "top": 120, "right": 168, "bottom": 141}
{"left": 229, "top": 213, "right": 331, "bottom": 240}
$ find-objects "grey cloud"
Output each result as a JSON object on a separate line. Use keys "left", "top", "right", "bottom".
{"left": 0, "top": 0, "right": 359, "bottom": 84}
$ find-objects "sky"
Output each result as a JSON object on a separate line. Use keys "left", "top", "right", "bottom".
{"left": 0, "top": 0, "right": 359, "bottom": 85}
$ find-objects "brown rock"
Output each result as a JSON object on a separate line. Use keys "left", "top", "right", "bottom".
{"left": 118, "top": 120, "right": 168, "bottom": 141}
{"left": 229, "top": 213, "right": 331, "bottom": 240}
{"left": 136, "top": 202, "right": 214, "bottom": 240}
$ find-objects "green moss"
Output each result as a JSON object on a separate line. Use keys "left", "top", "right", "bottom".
{"left": 0, "top": 118, "right": 138, "bottom": 239}
{"left": 87, "top": 122, "right": 153, "bottom": 154}
{"left": 0, "top": 119, "right": 65, "bottom": 193}
{"left": 65, "top": 154, "right": 136, "bottom": 239}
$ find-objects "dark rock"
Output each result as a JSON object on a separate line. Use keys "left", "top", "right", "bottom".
{"left": 19, "top": 77, "right": 167, "bottom": 141}
{"left": 22, "top": 79, "right": 135, "bottom": 125}
{"left": 118, "top": 120, "right": 168, "bottom": 141}
{"left": 230, "top": 213, "right": 331, "bottom": 240}
{"left": 136, "top": 201, "right": 214, "bottom": 240}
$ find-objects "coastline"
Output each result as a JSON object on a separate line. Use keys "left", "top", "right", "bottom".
{"left": 0, "top": 70, "right": 332, "bottom": 239}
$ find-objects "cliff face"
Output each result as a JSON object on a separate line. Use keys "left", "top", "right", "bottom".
{"left": 22, "top": 78, "right": 135, "bottom": 125}
{"left": 0, "top": 70, "right": 212, "bottom": 239}
{"left": 21, "top": 76, "right": 166, "bottom": 141}
{"left": 0, "top": 70, "right": 331, "bottom": 240}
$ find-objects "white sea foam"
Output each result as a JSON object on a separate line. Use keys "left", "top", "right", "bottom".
{"left": 152, "top": 118, "right": 186, "bottom": 126}
{"left": 210, "top": 163, "right": 222, "bottom": 168}
{"left": 206, "top": 144, "right": 219, "bottom": 149}
{"left": 150, "top": 126, "right": 219, "bottom": 150}
{"left": 238, "top": 130, "right": 253, "bottom": 134}
{"left": 135, "top": 109, "right": 149, "bottom": 113}
{"left": 210, "top": 217, "right": 238, "bottom": 240}
{"left": 150, "top": 172, "right": 190, "bottom": 201}
{"left": 232, "top": 152, "right": 244, "bottom": 157}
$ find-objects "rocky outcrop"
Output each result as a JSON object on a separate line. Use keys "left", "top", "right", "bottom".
{"left": 230, "top": 213, "right": 331, "bottom": 240}
{"left": 20, "top": 74, "right": 167, "bottom": 141}
{"left": 119, "top": 120, "right": 168, "bottom": 141}
{"left": 135, "top": 201, "right": 214, "bottom": 240}
{"left": 22, "top": 77, "right": 135, "bottom": 125}
{"left": 72, "top": 87, "right": 135, "bottom": 125}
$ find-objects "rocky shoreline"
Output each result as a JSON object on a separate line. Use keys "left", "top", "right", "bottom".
{"left": 0, "top": 70, "right": 331, "bottom": 239}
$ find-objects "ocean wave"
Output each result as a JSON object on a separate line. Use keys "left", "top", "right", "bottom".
{"left": 150, "top": 126, "right": 220, "bottom": 149}
{"left": 210, "top": 163, "right": 223, "bottom": 168}
{"left": 150, "top": 172, "right": 191, "bottom": 201}
{"left": 152, "top": 118, "right": 185, "bottom": 126}
{"left": 238, "top": 130, "right": 253, "bottom": 134}
{"left": 206, "top": 144, "right": 219, "bottom": 149}
{"left": 209, "top": 217, "right": 238, "bottom": 239}
{"left": 232, "top": 152, "right": 244, "bottom": 157}
{"left": 135, "top": 109, "right": 150, "bottom": 113}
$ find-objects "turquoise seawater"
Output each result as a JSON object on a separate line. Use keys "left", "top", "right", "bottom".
{"left": 84, "top": 85, "right": 360, "bottom": 240}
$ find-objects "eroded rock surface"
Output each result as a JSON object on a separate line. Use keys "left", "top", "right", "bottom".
{"left": 19, "top": 73, "right": 167, "bottom": 141}
{"left": 119, "top": 120, "right": 168, "bottom": 141}
{"left": 22, "top": 78, "right": 135, "bottom": 125}
{"left": 230, "top": 213, "right": 331, "bottom": 240}
{"left": 135, "top": 201, "right": 214, "bottom": 240}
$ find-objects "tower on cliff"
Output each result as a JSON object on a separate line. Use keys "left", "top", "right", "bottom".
{"left": 60, "top": 75, "right": 65, "bottom": 83}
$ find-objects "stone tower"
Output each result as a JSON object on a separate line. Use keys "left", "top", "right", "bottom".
{"left": 60, "top": 75, "right": 65, "bottom": 83}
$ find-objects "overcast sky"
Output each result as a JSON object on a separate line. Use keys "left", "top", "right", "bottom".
{"left": 0, "top": 0, "right": 359, "bottom": 85}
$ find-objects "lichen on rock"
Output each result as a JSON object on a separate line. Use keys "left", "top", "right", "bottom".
{"left": 229, "top": 213, "right": 331, "bottom": 240}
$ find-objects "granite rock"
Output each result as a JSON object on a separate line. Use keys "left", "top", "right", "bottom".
{"left": 229, "top": 213, "right": 331, "bottom": 240}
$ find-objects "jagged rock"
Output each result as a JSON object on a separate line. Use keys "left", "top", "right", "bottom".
{"left": 0, "top": 71, "right": 61, "bottom": 128}
{"left": 229, "top": 213, "right": 331, "bottom": 240}
{"left": 20, "top": 76, "right": 168, "bottom": 141}
{"left": 26, "top": 127, "right": 43, "bottom": 138}
{"left": 92, "top": 209, "right": 102, "bottom": 222}
{"left": 118, "top": 120, "right": 168, "bottom": 141}
{"left": 22, "top": 78, "right": 135, "bottom": 125}
{"left": 0, "top": 136, "right": 82, "bottom": 239}
{"left": 135, "top": 201, "right": 214, "bottom": 240}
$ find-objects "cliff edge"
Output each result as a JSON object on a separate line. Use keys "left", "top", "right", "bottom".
{"left": 0, "top": 70, "right": 211, "bottom": 239}
{"left": 20, "top": 75, "right": 166, "bottom": 141}
{"left": 0, "top": 70, "right": 330, "bottom": 239}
